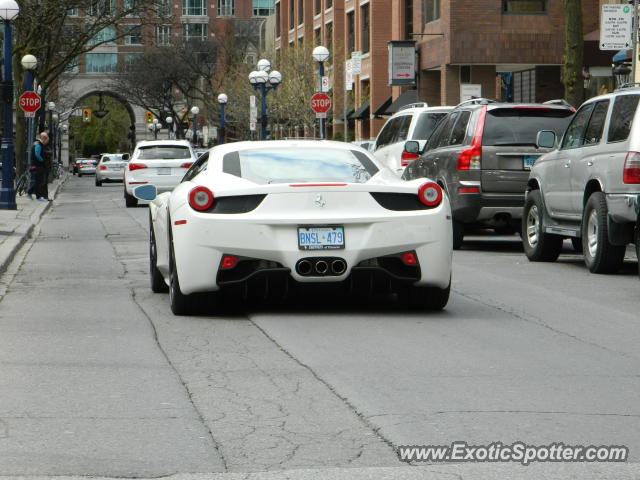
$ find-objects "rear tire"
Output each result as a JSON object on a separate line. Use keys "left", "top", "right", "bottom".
{"left": 95, "top": 178, "right": 102, "bottom": 187}
{"left": 169, "top": 241, "right": 191, "bottom": 315}
{"left": 635, "top": 226, "right": 640, "bottom": 280}
{"left": 582, "top": 192, "right": 625, "bottom": 273}
{"left": 522, "top": 190, "right": 563, "bottom": 262}
{"left": 400, "top": 279, "right": 451, "bottom": 311}
{"left": 452, "top": 221, "right": 464, "bottom": 250}
{"left": 150, "top": 219, "right": 168, "bottom": 293}
{"left": 125, "top": 190, "right": 138, "bottom": 208}
{"left": 78, "top": 172, "right": 82, "bottom": 177}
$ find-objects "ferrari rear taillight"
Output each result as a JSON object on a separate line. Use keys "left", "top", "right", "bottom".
{"left": 418, "top": 182, "right": 443, "bottom": 207}
{"left": 220, "top": 255, "right": 239, "bottom": 270}
{"left": 188, "top": 186, "right": 214, "bottom": 211}
{"left": 128, "top": 163, "right": 147, "bottom": 171}
{"left": 623, "top": 152, "right": 640, "bottom": 184}
{"left": 401, "top": 151, "right": 420, "bottom": 167}
{"left": 457, "top": 106, "right": 486, "bottom": 170}
{"left": 400, "top": 251, "right": 418, "bottom": 265}
{"left": 181, "top": 162, "right": 193, "bottom": 168}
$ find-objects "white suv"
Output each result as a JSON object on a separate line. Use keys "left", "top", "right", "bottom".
{"left": 124, "top": 140, "right": 197, "bottom": 207}
{"left": 372, "top": 103, "right": 453, "bottom": 175}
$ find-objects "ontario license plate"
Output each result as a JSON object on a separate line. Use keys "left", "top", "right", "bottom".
{"left": 523, "top": 156, "right": 539, "bottom": 170}
{"left": 298, "top": 226, "right": 345, "bottom": 250}
{"left": 157, "top": 167, "right": 171, "bottom": 175}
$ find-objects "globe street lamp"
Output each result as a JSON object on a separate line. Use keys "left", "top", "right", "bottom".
{"left": 21, "top": 54, "right": 37, "bottom": 170}
{"left": 165, "top": 116, "right": 173, "bottom": 139}
{"left": 148, "top": 118, "right": 162, "bottom": 140}
{"left": 190, "top": 106, "right": 200, "bottom": 146}
{"left": 0, "top": 0, "right": 20, "bottom": 209}
{"left": 217, "top": 93, "right": 228, "bottom": 144}
{"left": 248, "top": 62, "right": 282, "bottom": 141}
{"left": 312, "top": 46, "right": 330, "bottom": 139}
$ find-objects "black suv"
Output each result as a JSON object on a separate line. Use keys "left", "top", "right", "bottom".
{"left": 403, "top": 99, "right": 574, "bottom": 248}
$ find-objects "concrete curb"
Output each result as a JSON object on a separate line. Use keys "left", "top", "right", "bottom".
{"left": 0, "top": 173, "right": 68, "bottom": 275}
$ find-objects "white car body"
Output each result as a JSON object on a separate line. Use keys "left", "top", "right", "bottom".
{"left": 124, "top": 140, "right": 196, "bottom": 198}
{"left": 96, "top": 153, "right": 129, "bottom": 184}
{"left": 372, "top": 105, "right": 454, "bottom": 176}
{"left": 141, "top": 140, "right": 453, "bottom": 313}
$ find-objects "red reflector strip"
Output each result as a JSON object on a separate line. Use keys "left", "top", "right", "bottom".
{"left": 401, "top": 252, "right": 418, "bottom": 265}
{"left": 174, "top": 220, "right": 187, "bottom": 226}
{"left": 220, "top": 255, "right": 239, "bottom": 269}
{"left": 459, "top": 186, "right": 480, "bottom": 194}
{"left": 289, "top": 183, "right": 348, "bottom": 187}
{"left": 128, "top": 181, "right": 148, "bottom": 185}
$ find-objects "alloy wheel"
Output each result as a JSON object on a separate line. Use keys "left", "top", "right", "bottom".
{"left": 526, "top": 205, "right": 539, "bottom": 247}
{"left": 587, "top": 210, "right": 599, "bottom": 258}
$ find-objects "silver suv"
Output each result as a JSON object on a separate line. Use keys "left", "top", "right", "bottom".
{"left": 523, "top": 86, "right": 640, "bottom": 275}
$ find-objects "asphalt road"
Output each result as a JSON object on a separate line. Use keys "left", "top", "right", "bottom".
{"left": 0, "top": 175, "right": 638, "bottom": 479}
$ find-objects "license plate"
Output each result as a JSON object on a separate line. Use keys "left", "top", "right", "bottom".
{"left": 112, "top": 166, "right": 122, "bottom": 171}
{"left": 298, "top": 226, "right": 345, "bottom": 250}
{"left": 157, "top": 167, "right": 171, "bottom": 175}
{"left": 523, "top": 156, "right": 539, "bottom": 170}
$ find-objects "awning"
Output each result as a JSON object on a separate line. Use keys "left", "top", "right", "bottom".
{"left": 350, "top": 101, "right": 370, "bottom": 120}
{"left": 372, "top": 96, "right": 392, "bottom": 116}
{"left": 613, "top": 49, "right": 632, "bottom": 63}
{"left": 386, "top": 90, "right": 418, "bottom": 115}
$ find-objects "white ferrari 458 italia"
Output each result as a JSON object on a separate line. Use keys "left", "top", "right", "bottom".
{"left": 133, "top": 140, "right": 453, "bottom": 315}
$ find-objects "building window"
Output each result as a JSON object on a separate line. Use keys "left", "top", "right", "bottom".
{"left": 67, "top": 8, "right": 78, "bottom": 16}
{"left": 513, "top": 69, "right": 536, "bottom": 102}
{"left": 289, "top": 0, "right": 294, "bottom": 29}
{"left": 86, "top": 53, "right": 118, "bottom": 73}
{"left": 347, "top": 11, "right": 354, "bottom": 52}
{"left": 405, "top": 0, "right": 413, "bottom": 39}
{"left": 253, "top": 0, "right": 274, "bottom": 16}
{"left": 315, "top": 0, "right": 321, "bottom": 15}
{"left": 65, "top": 56, "right": 79, "bottom": 73}
{"left": 218, "top": 0, "right": 235, "bottom": 16}
{"left": 183, "top": 23, "right": 208, "bottom": 41}
{"left": 314, "top": 27, "right": 321, "bottom": 46}
{"left": 325, "top": 21, "right": 332, "bottom": 51}
{"left": 460, "top": 65, "right": 471, "bottom": 83}
{"left": 326, "top": 0, "right": 332, "bottom": 9}
{"left": 124, "top": 53, "right": 142, "bottom": 70}
{"left": 87, "top": 0, "right": 115, "bottom": 16}
{"left": 424, "top": 0, "right": 440, "bottom": 23}
{"left": 156, "top": 0, "right": 172, "bottom": 17}
{"left": 124, "top": 25, "right": 143, "bottom": 45}
{"left": 89, "top": 26, "right": 116, "bottom": 45}
{"left": 183, "top": 0, "right": 206, "bottom": 15}
{"left": 361, "top": 3, "right": 369, "bottom": 54}
{"left": 503, "top": 0, "right": 546, "bottom": 13}
{"left": 276, "top": 2, "right": 281, "bottom": 36}
{"left": 155, "top": 25, "right": 172, "bottom": 45}
{"left": 298, "top": 0, "right": 303, "bottom": 24}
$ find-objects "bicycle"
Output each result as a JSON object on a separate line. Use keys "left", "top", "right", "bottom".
{"left": 52, "top": 161, "right": 64, "bottom": 180}
{"left": 15, "top": 167, "right": 30, "bottom": 196}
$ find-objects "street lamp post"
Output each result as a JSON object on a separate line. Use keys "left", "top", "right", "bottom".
{"left": 0, "top": 0, "right": 20, "bottom": 210}
{"left": 190, "top": 106, "right": 199, "bottom": 147}
{"left": 312, "top": 46, "right": 330, "bottom": 140}
{"left": 148, "top": 119, "right": 162, "bottom": 140}
{"left": 47, "top": 102, "right": 56, "bottom": 168}
{"left": 217, "top": 93, "right": 227, "bottom": 144}
{"left": 21, "top": 54, "right": 37, "bottom": 172}
{"left": 165, "top": 116, "right": 173, "bottom": 139}
{"left": 248, "top": 59, "right": 282, "bottom": 141}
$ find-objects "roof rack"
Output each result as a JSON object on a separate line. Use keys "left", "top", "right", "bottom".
{"left": 398, "top": 102, "right": 429, "bottom": 112}
{"left": 615, "top": 83, "right": 640, "bottom": 91}
{"left": 542, "top": 99, "right": 574, "bottom": 107}
{"left": 455, "top": 97, "right": 497, "bottom": 108}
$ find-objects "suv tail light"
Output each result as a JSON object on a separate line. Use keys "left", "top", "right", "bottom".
{"left": 401, "top": 151, "right": 420, "bottom": 166}
{"left": 181, "top": 162, "right": 193, "bottom": 168}
{"left": 188, "top": 186, "right": 215, "bottom": 211}
{"left": 128, "top": 163, "right": 147, "bottom": 171}
{"left": 623, "top": 152, "right": 640, "bottom": 184}
{"left": 457, "top": 106, "right": 487, "bottom": 170}
{"left": 418, "top": 182, "right": 443, "bottom": 207}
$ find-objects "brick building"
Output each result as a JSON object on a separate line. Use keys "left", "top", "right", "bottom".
{"left": 274, "top": 0, "right": 604, "bottom": 141}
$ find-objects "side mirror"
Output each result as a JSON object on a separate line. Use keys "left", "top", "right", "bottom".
{"left": 536, "top": 130, "right": 557, "bottom": 149}
{"left": 121, "top": 153, "right": 130, "bottom": 161}
{"left": 133, "top": 184, "right": 157, "bottom": 201}
{"left": 404, "top": 140, "right": 421, "bottom": 155}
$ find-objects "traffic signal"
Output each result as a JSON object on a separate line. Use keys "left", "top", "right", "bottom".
{"left": 82, "top": 108, "right": 91, "bottom": 123}
{"left": 145, "top": 111, "right": 154, "bottom": 124}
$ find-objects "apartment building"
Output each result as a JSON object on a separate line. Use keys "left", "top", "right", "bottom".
{"left": 274, "top": 0, "right": 604, "bottom": 141}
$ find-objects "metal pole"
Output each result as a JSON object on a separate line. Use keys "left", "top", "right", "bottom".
{"left": 220, "top": 103, "right": 226, "bottom": 144}
{"left": 633, "top": 0, "right": 639, "bottom": 83}
{"left": 0, "top": 20, "right": 16, "bottom": 209}
{"left": 260, "top": 84, "right": 268, "bottom": 141}
{"left": 26, "top": 70, "right": 34, "bottom": 170}
{"left": 192, "top": 114, "right": 197, "bottom": 146}
{"left": 318, "top": 61, "right": 325, "bottom": 139}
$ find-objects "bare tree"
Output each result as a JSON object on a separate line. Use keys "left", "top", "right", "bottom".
{"left": 562, "top": 0, "right": 583, "bottom": 108}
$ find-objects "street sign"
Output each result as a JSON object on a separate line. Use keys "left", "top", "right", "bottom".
{"left": 388, "top": 41, "right": 416, "bottom": 86}
{"left": 18, "top": 91, "right": 41, "bottom": 114}
{"left": 345, "top": 60, "right": 354, "bottom": 91}
{"left": 249, "top": 95, "right": 258, "bottom": 123}
{"left": 600, "top": 4, "right": 633, "bottom": 50}
{"left": 321, "top": 76, "right": 330, "bottom": 92}
{"left": 351, "top": 52, "right": 362, "bottom": 75}
{"left": 310, "top": 93, "right": 331, "bottom": 114}
{"left": 460, "top": 84, "right": 482, "bottom": 102}
{"left": 249, "top": 122, "right": 256, "bottom": 131}
{"left": 315, "top": 112, "right": 327, "bottom": 119}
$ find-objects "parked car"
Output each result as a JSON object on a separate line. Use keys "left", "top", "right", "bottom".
{"left": 70, "top": 158, "right": 85, "bottom": 175}
{"left": 372, "top": 103, "right": 453, "bottom": 175}
{"left": 95, "top": 153, "right": 130, "bottom": 186}
{"left": 523, "top": 86, "right": 640, "bottom": 274}
{"left": 132, "top": 140, "right": 453, "bottom": 315}
{"left": 124, "top": 140, "right": 196, "bottom": 207}
{"left": 77, "top": 159, "right": 97, "bottom": 177}
{"left": 403, "top": 99, "right": 575, "bottom": 249}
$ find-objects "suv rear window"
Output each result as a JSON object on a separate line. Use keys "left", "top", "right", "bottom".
{"left": 136, "top": 146, "right": 191, "bottom": 159}
{"left": 223, "top": 147, "right": 378, "bottom": 184}
{"left": 607, "top": 95, "right": 640, "bottom": 143}
{"left": 482, "top": 107, "right": 573, "bottom": 146}
{"left": 411, "top": 112, "right": 448, "bottom": 140}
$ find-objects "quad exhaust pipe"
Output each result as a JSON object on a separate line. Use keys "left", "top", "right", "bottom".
{"left": 296, "top": 257, "right": 347, "bottom": 277}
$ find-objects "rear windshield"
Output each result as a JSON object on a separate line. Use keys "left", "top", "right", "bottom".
{"left": 223, "top": 147, "right": 379, "bottom": 184}
{"left": 136, "top": 146, "right": 191, "bottom": 159}
{"left": 101, "top": 155, "right": 124, "bottom": 162}
{"left": 411, "top": 112, "right": 448, "bottom": 140}
{"left": 483, "top": 108, "right": 574, "bottom": 146}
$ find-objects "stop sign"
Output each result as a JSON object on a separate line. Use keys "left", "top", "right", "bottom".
{"left": 310, "top": 93, "right": 331, "bottom": 114}
{"left": 19, "top": 91, "right": 42, "bottom": 113}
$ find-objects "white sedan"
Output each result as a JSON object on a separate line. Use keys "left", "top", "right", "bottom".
{"left": 133, "top": 140, "right": 453, "bottom": 315}
{"left": 124, "top": 139, "right": 196, "bottom": 207}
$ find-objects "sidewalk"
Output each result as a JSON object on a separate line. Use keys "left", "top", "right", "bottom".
{"left": 0, "top": 172, "right": 67, "bottom": 274}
